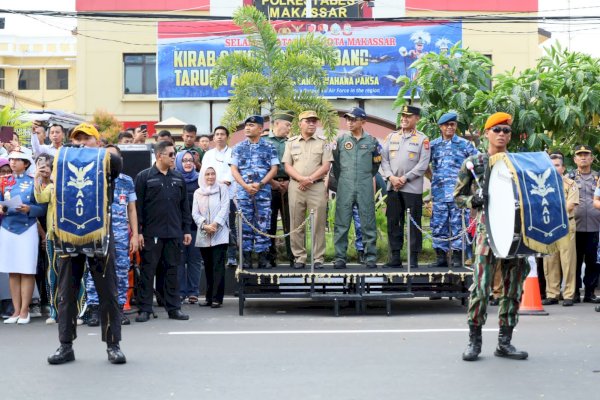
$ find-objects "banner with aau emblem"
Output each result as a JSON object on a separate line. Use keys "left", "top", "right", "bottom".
{"left": 506, "top": 152, "right": 569, "bottom": 252}
{"left": 53, "top": 147, "right": 109, "bottom": 245}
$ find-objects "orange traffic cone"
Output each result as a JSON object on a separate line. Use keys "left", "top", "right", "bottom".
{"left": 519, "top": 256, "right": 548, "bottom": 315}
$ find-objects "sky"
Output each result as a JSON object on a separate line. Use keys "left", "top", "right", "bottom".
{"left": 0, "top": 0, "right": 599, "bottom": 56}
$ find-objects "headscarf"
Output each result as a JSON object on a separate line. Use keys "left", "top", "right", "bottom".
{"left": 175, "top": 150, "right": 199, "bottom": 184}
{"left": 197, "top": 165, "right": 221, "bottom": 196}
{"left": 0, "top": 158, "right": 8, "bottom": 170}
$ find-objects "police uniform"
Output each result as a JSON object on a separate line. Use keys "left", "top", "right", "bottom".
{"left": 230, "top": 135, "right": 279, "bottom": 263}
{"left": 568, "top": 145, "right": 600, "bottom": 302}
{"left": 380, "top": 106, "right": 430, "bottom": 267}
{"left": 283, "top": 129, "right": 333, "bottom": 266}
{"left": 543, "top": 174, "right": 578, "bottom": 302}
{"left": 264, "top": 111, "right": 294, "bottom": 267}
{"left": 332, "top": 127, "right": 381, "bottom": 267}
{"left": 430, "top": 114, "right": 478, "bottom": 267}
{"left": 85, "top": 174, "right": 136, "bottom": 310}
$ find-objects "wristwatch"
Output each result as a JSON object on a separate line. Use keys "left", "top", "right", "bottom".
{"left": 259, "top": 181, "right": 265, "bottom": 189}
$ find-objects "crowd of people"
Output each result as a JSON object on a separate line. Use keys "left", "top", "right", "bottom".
{"left": 0, "top": 106, "right": 599, "bottom": 365}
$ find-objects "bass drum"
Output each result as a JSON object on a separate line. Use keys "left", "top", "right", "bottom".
{"left": 484, "top": 156, "right": 536, "bottom": 259}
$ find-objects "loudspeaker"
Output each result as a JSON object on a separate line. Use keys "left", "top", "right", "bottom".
{"left": 117, "top": 144, "right": 154, "bottom": 180}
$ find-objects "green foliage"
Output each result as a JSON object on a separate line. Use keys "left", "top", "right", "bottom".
{"left": 0, "top": 105, "right": 32, "bottom": 144}
{"left": 210, "top": 5, "right": 338, "bottom": 138}
{"left": 93, "top": 109, "right": 122, "bottom": 144}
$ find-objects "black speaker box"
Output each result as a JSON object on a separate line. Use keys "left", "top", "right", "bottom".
{"left": 117, "top": 144, "right": 154, "bottom": 180}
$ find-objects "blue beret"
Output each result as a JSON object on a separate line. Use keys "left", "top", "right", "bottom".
{"left": 244, "top": 115, "right": 264, "bottom": 125}
{"left": 437, "top": 112, "right": 458, "bottom": 125}
{"left": 345, "top": 107, "right": 367, "bottom": 119}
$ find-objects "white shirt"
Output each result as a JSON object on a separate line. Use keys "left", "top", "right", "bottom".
{"left": 31, "top": 134, "right": 61, "bottom": 157}
{"left": 202, "top": 146, "right": 234, "bottom": 197}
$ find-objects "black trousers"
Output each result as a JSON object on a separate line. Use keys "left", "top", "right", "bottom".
{"left": 386, "top": 191, "right": 423, "bottom": 253}
{"left": 268, "top": 187, "right": 293, "bottom": 264}
{"left": 575, "top": 231, "right": 600, "bottom": 296}
{"left": 200, "top": 244, "right": 227, "bottom": 304}
{"left": 227, "top": 200, "right": 237, "bottom": 260}
{"left": 57, "top": 239, "right": 121, "bottom": 345}
{"left": 139, "top": 237, "right": 182, "bottom": 313}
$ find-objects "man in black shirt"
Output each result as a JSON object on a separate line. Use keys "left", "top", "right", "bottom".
{"left": 134, "top": 141, "right": 192, "bottom": 322}
{"left": 48, "top": 123, "right": 126, "bottom": 365}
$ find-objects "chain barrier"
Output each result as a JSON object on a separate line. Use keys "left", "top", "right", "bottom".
{"left": 233, "top": 197, "right": 311, "bottom": 239}
{"left": 408, "top": 212, "right": 476, "bottom": 243}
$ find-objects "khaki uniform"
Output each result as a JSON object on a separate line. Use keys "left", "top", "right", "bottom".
{"left": 282, "top": 135, "right": 333, "bottom": 264}
{"left": 543, "top": 176, "right": 579, "bottom": 300}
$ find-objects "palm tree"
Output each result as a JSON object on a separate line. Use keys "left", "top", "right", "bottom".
{"left": 210, "top": 6, "right": 338, "bottom": 137}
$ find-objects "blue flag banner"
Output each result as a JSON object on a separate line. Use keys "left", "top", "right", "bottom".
{"left": 53, "top": 147, "right": 109, "bottom": 245}
{"left": 157, "top": 20, "right": 462, "bottom": 100}
{"left": 506, "top": 152, "right": 569, "bottom": 252}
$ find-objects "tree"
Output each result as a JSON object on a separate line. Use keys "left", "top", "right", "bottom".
{"left": 210, "top": 6, "right": 338, "bottom": 137}
{"left": 393, "top": 43, "right": 493, "bottom": 138}
{"left": 0, "top": 105, "right": 32, "bottom": 141}
{"left": 93, "top": 109, "right": 122, "bottom": 144}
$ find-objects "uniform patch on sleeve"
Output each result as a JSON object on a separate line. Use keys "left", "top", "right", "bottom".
{"left": 424, "top": 138, "right": 430, "bottom": 150}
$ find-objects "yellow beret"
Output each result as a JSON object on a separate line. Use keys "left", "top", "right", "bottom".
{"left": 484, "top": 112, "right": 512, "bottom": 130}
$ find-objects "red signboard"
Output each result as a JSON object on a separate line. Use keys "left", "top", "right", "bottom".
{"left": 405, "top": 0, "right": 538, "bottom": 12}
{"left": 76, "top": 0, "right": 210, "bottom": 12}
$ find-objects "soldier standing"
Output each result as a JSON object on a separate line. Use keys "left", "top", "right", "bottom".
{"left": 380, "top": 105, "right": 430, "bottom": 268}
{"left": 283, "top": 111, "right": 332, "bottom": 269}
{"left": 230, "top": 116, "right": 279, "bottom": 269}
{"left": 430, "top": 112, "right": 478, "bottom": 267}
{"left": 455, "top": 112, "right": 529, "bottom": 362}
{"left": 264, "top": 111, "right": 295, "bottom": 268}
{"left": 332, "top": 107, "right": 381, "bottom": 269}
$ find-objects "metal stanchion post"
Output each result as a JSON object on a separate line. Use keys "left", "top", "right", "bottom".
{"left": 406, "top": 208, "right": 411, "bottom": 273}
{"left": 461, "top": 209, "right": 466, "bottom": 268}
{"left": 310, "top": 210, "right": 315, "bottom": 273}
{"left": 237, "top": 211, "right": 243, "bottom": 268}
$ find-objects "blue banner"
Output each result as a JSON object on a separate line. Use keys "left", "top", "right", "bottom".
{"left": 157, "top": 20, "right": 462, "bottom": 100}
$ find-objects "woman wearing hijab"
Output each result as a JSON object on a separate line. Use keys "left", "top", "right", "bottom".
{"left": 0, "top": 149, "right": 47, "bottom": 324}
{"left": 192, "top": 166, "right": 229, "bottom": 308}
{"left": 175, "top": 150, "right": 203, "bottom": 304}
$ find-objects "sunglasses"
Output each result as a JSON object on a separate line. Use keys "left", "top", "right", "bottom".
{"left": 162, "top": 152, "right": 176, "bottom": 158}
{"left": 492, "top": 126, "right": 512, "bottom": 134}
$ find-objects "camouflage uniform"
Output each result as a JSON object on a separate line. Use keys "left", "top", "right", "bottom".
{"left": 86, "top": 174, "right": 136, "bottom": 306}
{"left": 230, "top": 138, "right": 279, "bottom": 253}
{"left": 430, "top": 135, "right": 478, "bottom": 252}
{"left": 352, "top": 204, "right": 364, "bottom": 252}
{"left": 454, "top": 153, "right": 530, "bottom": 328}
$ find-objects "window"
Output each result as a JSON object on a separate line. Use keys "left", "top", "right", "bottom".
{"left": 0, "top": 69, "right": 4, "bottom": 90}
{"left": 18, "top": 69, "right": 40, "bottom": 90}
{"left": 124, "top": 54, "right": 156, "bottom": 94}
{"left": 47, "top": 69, "right": 69, "bottom": 90}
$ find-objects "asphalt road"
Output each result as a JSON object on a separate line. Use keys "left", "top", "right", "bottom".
{"left": 1, "top": 298, "right": 599, "bottom": 400}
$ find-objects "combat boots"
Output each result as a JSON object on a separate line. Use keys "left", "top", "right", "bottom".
{"left": 48, "top": 343, "right": 75, "bottom": 365}
{"left": 107, "top": 343, "right": 127, "bottom": 364}
{"left": 462, "top": 325, "right": 482, "bottom": 361}
{"left": 435, "top": 249, "right": 448, "bottom": 268}
{"left": 87, "top": 304, "right": 99, "bottom": 327}
{"left": 357, "top": 250, "right": 365, "bottom": 265}
{"left": 409, "top": 253, "right": 419, "bottom": 269}
{"left": 257, "top": 252, "right": 269, "bottom": 269}
{"left": 494, "top": 326, "right": 528, "bottom": 360}
{"left": 242, "top": 251, "right": 253, "bottom": 269}
{"left": 451, "top": 251, "right": 463, "bottom": 268}
{"left": 383, "top": 251, "right": 402, "bottom": 268}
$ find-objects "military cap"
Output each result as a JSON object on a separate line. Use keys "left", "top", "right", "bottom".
{"left": 298, "top": 110, "right": 319, "bottom": 120}
{"left": 70, "top": 122, "right": 100, "bottom": 140}
{"left": 272, "top": 110, "right": 295, "bottom": 122}
{"left": 484, "top": 112, "right": 512, "bottom": 130}
{"left": 345, "top": 107, "right": 367, "bottom": 119}
{"left": 437, "top": 112, "right": 458, "bottom": 125}
{"left": 243, "top": 115, "right": 264, "bottom": 125}
{"left": 573, "top": 144, "right": 593, "bottom": 155}
{"left": 400, "top": 105, "right": 421, "bottom": 116}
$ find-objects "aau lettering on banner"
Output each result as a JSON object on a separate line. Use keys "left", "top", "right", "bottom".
{"left": 254, "top": 0, "right": 361, "bottom": 19}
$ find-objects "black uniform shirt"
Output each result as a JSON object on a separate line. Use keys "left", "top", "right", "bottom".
{"left": 135, "top": 164, "right": 191, "bottom": 238}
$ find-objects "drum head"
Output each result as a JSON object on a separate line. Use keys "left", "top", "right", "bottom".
{"left": 487, "top": 159, "right": 516, "bottom": 258}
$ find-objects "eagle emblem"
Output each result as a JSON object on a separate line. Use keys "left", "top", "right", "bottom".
{"left": 527, "top": 168, "right": 555, "bottom": 197}
{"left": 67, "top": 162, "right": 94, "bottom": 192}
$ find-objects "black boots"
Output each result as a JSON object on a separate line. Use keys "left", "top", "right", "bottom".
{"left": 451, "top": 251, "right": 463, "bottom": 268}
{"left": 87, "top": 304, "right": 99, "bottom": 327}
{"left": 120, "top": 304, "right": 130, "bottom": 325}
{"left": 357, "top": 250, "right": 365, "bottom": 265}
{"left": 107, "top": 343, "right": 127, "bottom": 364}
{"left": 462, "top": 325, "right": 482, "bottom": 361}
{"left": 409, "top": 253, "right": 419, "bottom": 269}
{"left": 435, "top": 249, "right": 448, "bottom": 268}
{"left": 48, "top": 344, "right": 75, "bottom": 365}
{"left": 494, "top": 326, "right": 528, "bottom": 360}
{"left": 257, "top": 252, "right": 270, "bottom": 269}
{"left": 242, "top": 251, "right": 253, "bottom": 269}
{"left": 383, "top": 251, "right": 402, "bottom": 268}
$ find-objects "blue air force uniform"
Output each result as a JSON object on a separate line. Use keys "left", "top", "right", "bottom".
{"left": 430, "top": 134, "right": 478, "bottom": 253}
{"left": 230, "top": 138, "right": 279, "bottom": 253}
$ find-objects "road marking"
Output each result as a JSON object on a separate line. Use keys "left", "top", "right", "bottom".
{"left": 165, "top": 328, "right": 498, "bottom": 335}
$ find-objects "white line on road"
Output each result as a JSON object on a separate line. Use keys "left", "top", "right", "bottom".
{"left": 165, "top": 328, "right": 499, "bottom": 335}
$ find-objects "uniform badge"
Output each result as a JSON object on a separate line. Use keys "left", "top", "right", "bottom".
{"left": 119, "top": 193, "right": 127, "bottom": 205}
{"left": 424, "top": 138, "right": 430, "bottom": 150}
{"left": 344, "top": 141, "right": 354, "bottom": 150}
{"left": 390, "top": 151, "right": 397, "bottom": 159}
{"left": 409, "top": 153, "right": 415, "bottom": 159}
{"left": 359, "top": 144, "right": 368, "bottom": 149}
